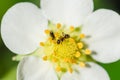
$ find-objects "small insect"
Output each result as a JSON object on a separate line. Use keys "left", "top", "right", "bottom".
{"left": 57, "top": 33, "right": 70, "bottom": 44}
{"left": 62, "top": 32, "right": 70, "bottom": 39}
{"left": 50, "top": 31, "right": 55, "bottom": 40}
{"left": 64, "top": 34, "right": 70, "bottom": 38}
{"left": 57, "top": 39, "right": 61, "bottom": 44}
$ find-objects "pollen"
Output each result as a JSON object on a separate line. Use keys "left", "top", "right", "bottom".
{"left": 85, "top": 49, "right": 91, "bottom": 55}
{"left": 64, "top": 58, "right": 70, "bottom": 63}
{"left": 68, "top": 67, "right": 73, "bottom": 73}
{"left": 52, "top": 58, "right": 57, "bottom": 62}
{"left": 43, "top": 56, "right": 48, "bottom": 61}
{"left": 44, "top": 29, "right": 50, "bottom": 34}
{"left": 75, "top": 51, "right": 81, "bottom": 58}
{"left": 40, "top": 42, "right": 44, "bottom": 46}
{"left": 79, "top": 62, "right": 86, "bottom": 67}
{"left": 52, "top": 52, "right": 56, "bottom": 56}
{"left": 80, "top": 33, "right": 85, "bottom": 39}
{"left": 69, "top": 38, "right": 75, "bottom": 43}
{"left": 56, "top": 23, "right": 61, "bottom": 29}
{"left": 70, "top": 59, "right": 76, "bottom": 64}
{"left": 55, "top": 32, "right": 59, "bottom": 38}
{"left": 70, "top": 26, "right": 74, "bottom": 31}
{"left": 77, "top": 42, "right": 84, "bottom": 49}
{"left": 48, "top": 37, "right": 52, "bottom": 42}
{"left": 56, "top": 66, "right": 62, "bottom": 72}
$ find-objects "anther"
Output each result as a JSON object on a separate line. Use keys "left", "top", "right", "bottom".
{"left": 52, "top": 52, "right": 56, "bottom": 56}
{"left": 85, "top": 49, "right": 91, "bottom": 55}
{"left": 80, "top": 34, "right": 85, "bottom": 39}
{"left": 77, "top": 42, "right": 83, "bottom": 49}
{"left": 64, "top": 58, "right": 71, "bottom": 63}
{"left": 56, "top": 23, "right": 61, "bottom": 29}
{"left": 43, "top": 56, "right": 48, "bottom": 61}
{"left": 56, "top": 66, "right": 62, "bottom": 72}
{"left": 44, "top": 29, "right": 50, "bottom": 34}
{"left": 69, "top": 59, "right": 76, "bottom": 64}
{"left": 52, "top": 58, "right": 57, "bottom": 62}
{"left": 68, "top": 67, "right": 73, "bottom": 73}
{"left": 48, "top": 37, "right": 52, "bottom": 42}
{"left": 70, "top": 26, "right": 74, "bottom": 31}
{"left": 75, "top": 51, "right": 81, "bottom": 58}
{"left": 55, "top": 32, "right": 59, "bottom": 38}
{"left": 40, "top": 42, "right": 44, "bottom": 46}
{"left": 79, "top": 62, "right": 86, "bottom": 67}
{"left": 69, "top": 38, "right": 75, "bottom": 43}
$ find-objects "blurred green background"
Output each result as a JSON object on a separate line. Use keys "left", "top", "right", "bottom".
{"left": 0, "top": 0, "right": 120, "bottom": 80}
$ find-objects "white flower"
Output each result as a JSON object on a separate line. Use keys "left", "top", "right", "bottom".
{"left": 1, "top": 0, "right": 120, "bottom": 80}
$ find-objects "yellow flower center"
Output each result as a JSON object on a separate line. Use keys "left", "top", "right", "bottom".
{"left": 40, "top": 23, "right": 92, "bottom": 74}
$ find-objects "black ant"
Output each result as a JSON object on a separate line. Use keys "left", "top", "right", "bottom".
{"left": 57, "top": 33, "right": 70, "bottom": 44}
{"left": 57, "top": 39, "right": 61, "bottom": 44}
{"left": 64, "top": 34, "right": 70, "bottom": 38}
{"left": 50, "top": 31, "right": 55, "bottom": 40}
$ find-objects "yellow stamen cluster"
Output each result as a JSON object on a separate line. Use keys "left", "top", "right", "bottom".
{"left": 40, "top": 23, "right": 92, "bottom": 74}
{"left": 69, "top": 38, "right": 75, "bottom": 43}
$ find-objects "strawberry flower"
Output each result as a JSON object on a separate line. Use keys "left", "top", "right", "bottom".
{"left": 1, "top": 0, "right": 120, "bottom": 80}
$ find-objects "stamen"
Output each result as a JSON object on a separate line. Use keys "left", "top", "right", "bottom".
{"left": 64, "top": 58, "right": 70, "bottom": 63}
{"left": 75, "top": 51, "right": 81, "bottom": 58}
{"left": 70, "top": 26, "right": 74, "bottom": 31}
{"left": 56, "top": 66, "right": 62, "bottom": 72}
{"left": 40, "top": 42, "right": 44, "bottom": 46}
{"left": 43, "top": 56, "right": 48, "bottom": 61}
{"left": 48, "top": 37, "right": 52, "bottom": 42}
{"left": 44, "top": 29, "right": 50, "bottom": 34}
{"left": 69, "top": 38, "right": 75, "bottom": 43}
{"left": 85, "top": 49, "right": 91, "bottom": 55}
{"left": 52, "top": 58, "right": 57, "bottom": 62}
{"left": 55, "top": 32, "right": 59, "bottom": 38}
{"left": 77, "top": 42, "right": 83, "bottom": 49}
{"left": 80, "top": 33, "right": 85, "bottom": 39}
{"left": 68, "top": 67, "right": 73, "bottom": 73}
{"left": 79, "top": 62, "right": 86, "bottom": 67}
{"left": 70, "top": 59, "right": 76, "bottom": 64}
{"left": 52, "top": 52, "right": 56, "bottom": 56}
{"left": 56, "top": 23, "right": 61, "bottom": 29}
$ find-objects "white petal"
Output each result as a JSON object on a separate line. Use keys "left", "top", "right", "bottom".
{"left": 61, "top": 62, "right": 110, "bottom": 80}
{"left": 17, "top": 56, "right": 58, "bottom": 80}
{"left": 41, "top": 0, "right": 93, "bottom": 26}
{"left": 1, "top": 2, "right": 48, "bottom": 54}
{"left": 82, "top": 9, "right": 120, "bottom": 63}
